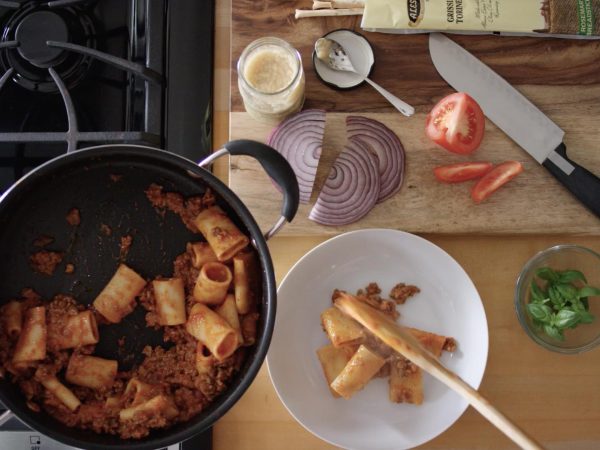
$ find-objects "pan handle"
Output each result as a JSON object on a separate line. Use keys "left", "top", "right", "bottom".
{"left": 198, "top": 139, "right": 300, "bottom": 240}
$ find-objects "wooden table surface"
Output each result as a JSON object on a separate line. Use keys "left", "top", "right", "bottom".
{"left": 212, "top": 1, "right": 600, "bottom": 449}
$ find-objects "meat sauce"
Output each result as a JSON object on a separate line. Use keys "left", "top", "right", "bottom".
{"left": 0, "top": 186, "right": 256, "bottom": 439}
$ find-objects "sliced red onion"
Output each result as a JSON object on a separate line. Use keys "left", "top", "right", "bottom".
{"left": 309, "top": 140, "right": 380, "bottom": 226}
{"left": 267, "top": 109, "right": 326, "bottom": 204}
{"left": 346, "top": 116, "right": 405, "bottom": 202}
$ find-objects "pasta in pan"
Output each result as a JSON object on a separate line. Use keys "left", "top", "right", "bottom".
{"left": 0, "top": 185, "right": 261, "bottom": 439}
{"left": 317, "top": 282, "right": 457, "bottom": 404}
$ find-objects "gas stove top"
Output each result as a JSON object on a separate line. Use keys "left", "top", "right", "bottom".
{"left": 0, "top": 0, "right": 214, "bottom": 448}
{"left": 0, "top": 0, "right": 214, "bottom": 192}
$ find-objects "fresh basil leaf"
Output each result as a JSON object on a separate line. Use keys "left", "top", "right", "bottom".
{"left": 543, "top": 324, "right": 564, "bottom": 341}
{"left": 555, "top": 309, "right": 580, "bottom": 329}
{"left": 526, "top": 303, "right": 553, "bottom": 323}
{"left": 558, "top": 270, "right": 587, "bottom": 284}
{"left": 548, "top": 286, "right": 564, "bottom": 307}
{"left": 556, "top": 283, "right": 578, "bottom": 301}
{"left": 570, "top": 297, "right": 586, "bottom": 312}
{"left": 578, "top": 286, "right": 600, "bottom": 299}
{"left": 582, "top": 298, "right": 590, "bottom": 311}
{"left": 530, "top": 280, "right": 545, "bottom": 303}
{"left": 536, "top": 267, "right": 558, "bottom": 282}
{"left": 579, "top": 311, "right": 595, "bottom": 324}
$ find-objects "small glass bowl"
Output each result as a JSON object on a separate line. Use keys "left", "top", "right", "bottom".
{"left": 515, "top": 244, "right": 600, "bottom": 354}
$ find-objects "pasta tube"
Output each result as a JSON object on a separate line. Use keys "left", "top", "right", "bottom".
{"left": 233, "top": 251, "right": 258, "bottom": 314}
{"left": 195, "top": 342, "right": 216, "bottom": 375}
{"left": 194, "top": 206, "right": 249, "bottom": 261}
{"left": 56, "top": 311, "right": 99, "bottom": 349}
{"left": 188, "top": 242, "right": 218, "bottom": 268}
{"left": 35, "top": 369, "right": 81, "bottom": 412}
{"left": 93, "top": 264, "right": 146, "bottom": 323}
{"left": 153, "top": 278, "right": 186, "bottom": 325}
{"left": 321, "top": 307, "right": 364, "bottom": 347}
{"left": 215, "top": 294, "right": 243, "bottom": 345}
{"left": 316, "top": 344, "right": 354, "bottom": 398}
{"left": 2, "top": 301, "right": 22, "bottom": 338}
{"left": 330, "top": 345, "right": 385, "bottom": 399}
{"left": 119, "top": 395, "right": 178, "bottom": 422}
{"left": 193, "top": 262, "right": 232, "bottom": 305}
{"left": 13, "top": 307, "right": 46, "bottom": 363}
{"left": 66, "top": 354, "right": 118, "bottom": 390}
{"left": 186, "top": 303, "right": 238, "bottom": 361}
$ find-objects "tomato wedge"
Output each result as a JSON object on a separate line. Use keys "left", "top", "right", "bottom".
{"left": 471, "top": 161, "right": 524, "bottom": 203}
{"left": 425, "top": 92, "right": 485, "bottom": 155}
{"left": 433, "top": 162, "right": 493, "bottom": 183}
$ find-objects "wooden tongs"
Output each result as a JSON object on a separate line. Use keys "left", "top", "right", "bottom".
{"left": 334, "top": 292, "right": 544, "bottom": 450}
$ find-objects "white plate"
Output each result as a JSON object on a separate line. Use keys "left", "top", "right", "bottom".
{"left": 312, "top": 29, "right": 374, "bottom": 89}
{"left": 267, "top": 229, "right": 489, "bottom": 450}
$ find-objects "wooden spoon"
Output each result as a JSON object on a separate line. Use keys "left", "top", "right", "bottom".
{"left": 334, "top": 292, "right": 544, "bottom": 450}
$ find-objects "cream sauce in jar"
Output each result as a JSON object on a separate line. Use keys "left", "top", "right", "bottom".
{"left": 238, "top": 37, "right": 305, "bottom": 123}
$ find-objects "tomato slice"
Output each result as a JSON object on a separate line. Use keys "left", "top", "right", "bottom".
{"left": 433, "top": 162, "right": 493, "bottom": 183}
{"left": 471, "top": 161, "right": 524, "bottom": 203}
{"left": 425, "top": 92, "right": 485, "bottom": 155}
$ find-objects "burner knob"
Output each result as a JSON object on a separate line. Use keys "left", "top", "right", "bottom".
{"left": 16, "top": 11, "right": 69, "bottom": 68}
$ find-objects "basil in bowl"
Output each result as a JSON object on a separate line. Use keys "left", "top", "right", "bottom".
{"left": 515, "top": 245, "right": 600, "bottom": 354}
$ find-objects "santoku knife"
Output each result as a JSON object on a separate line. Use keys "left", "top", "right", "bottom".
{"left": 429, "top": 33, "right": 600, "bottom": 218}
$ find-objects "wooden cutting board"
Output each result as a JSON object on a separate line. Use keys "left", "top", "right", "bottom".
{"left": 229, "top": 0, "right": 600, "bottom": 235}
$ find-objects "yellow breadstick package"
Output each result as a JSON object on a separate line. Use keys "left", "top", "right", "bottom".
{"left": 362, "top": 0, "right": 600, "bottom": 37}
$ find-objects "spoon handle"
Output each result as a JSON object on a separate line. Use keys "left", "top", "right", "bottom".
{"left": 364, "top": 78, "right": 415, "bottom": 117}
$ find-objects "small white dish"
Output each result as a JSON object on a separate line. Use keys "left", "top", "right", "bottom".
{"left": 312, "top": 29, "right": 374, "bottom": 89}
{"left": 267, "top": 229, "right": 489, "bottom": 450}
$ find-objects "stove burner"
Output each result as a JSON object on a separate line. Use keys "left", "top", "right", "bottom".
{"left": 15, "top": 11, "right": 68, "bottom": 68}
{"left": 0, "top": 4, "right": 96, "bottom": 92}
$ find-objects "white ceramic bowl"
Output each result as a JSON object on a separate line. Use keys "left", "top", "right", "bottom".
{"left": 267, "top": 229, "right": 489, "bottom": 450}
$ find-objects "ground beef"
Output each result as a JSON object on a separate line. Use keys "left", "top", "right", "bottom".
{"left": 66, "top": 208, "right": 81, "bottom": 226}
{"left": 65, "top": 263, "right": 75, "bottom": 274}
{"left": 145, "top": 183, "right": 215, "bottom": 233}
{"left": 1, "top": 243, "right": 253, "bottom": 439}
{"left": 100, "top": 224, "right": 112, "bottom": 236}
{"left": 353, "top": 283, "right": 399, "bottom": 320}
{"left": 109, "top": 174, "right": 123, "bottom": 183}
{"left": 119, "top": 235, "right": 133, "bottom": 260}
{"left": 389, "top": 283, "right": 420, "bottom": 304}
{"left": 29, "top": 251, "right": 63, "bottom": 275}
{"left": 33, "top": 235, "right": 54, "bottom": 247}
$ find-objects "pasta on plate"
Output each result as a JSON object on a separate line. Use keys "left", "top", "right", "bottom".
{"left": 318, "top": 283, "right": 457, "bottom": 404}
{"left": 0, "top": 185, "right": 261, "bottom": 439}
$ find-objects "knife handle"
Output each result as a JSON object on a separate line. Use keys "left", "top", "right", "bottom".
{"left": 542, "top": 143, "right": 600, "bottom": 219}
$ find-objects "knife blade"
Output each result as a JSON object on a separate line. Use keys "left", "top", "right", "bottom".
{"left": 429, "top": 33, "right": 600, "bottom": 218}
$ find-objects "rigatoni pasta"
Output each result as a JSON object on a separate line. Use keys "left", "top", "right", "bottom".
{"left": 0, "top": 184, "right": 261, "bottom": 440}
{"left": 194, "top": 205, "right": 249, "bottom": 261}
{"left": 233, "top": 251, "right": 258, "bottom": 314}
{"left": 13, "top": 306, "right": 47, "bottom": 363}
{"left": 35, "top": 368, "right": 81, "bottom": 412}
{"left": 216, "top": 294, "right": 243, "bottom": 345}
{"left": 2, "top": 301, "right": 22, "bottom": 338}
{"left": 317, "top": 282, "right": 457, "bottom": 406}
{"left": 55, "top": 310, "right": 99, "bottom": 350}
{"left": 66, "top": 354, "right": 118, "bottom": 390}
{"left": 153, "top": 278, "right": 186, "bottom": 325}
{"left": 93, "top": 264, "right": 146, "bottom": 323}
{"left": 186, "top": 303, "right": 239, "bottom": 361}
{"left": 330, "top": 345, "right": 385, "bottom": 399}
{"left": 188, "top": 242, "right": 218, "bottom": 268}
{"left": 193, "top": 262, "right": 232, "bottom": 305}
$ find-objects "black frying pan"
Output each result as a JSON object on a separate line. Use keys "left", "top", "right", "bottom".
{"left": 0, "top": 141, "right": 299, "bottom": 450}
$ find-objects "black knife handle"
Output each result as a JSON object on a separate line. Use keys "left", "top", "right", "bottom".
{"left": 542, "top": 143, "right": 600, "bottom": 218}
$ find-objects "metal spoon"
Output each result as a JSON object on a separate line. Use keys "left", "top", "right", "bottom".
{"left": 315, "top": 37, "right": 415, "bottom": 117}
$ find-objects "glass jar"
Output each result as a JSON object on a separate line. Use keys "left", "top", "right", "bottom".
{"left": 237, "top": 37, "right": 305, "bottom": 123}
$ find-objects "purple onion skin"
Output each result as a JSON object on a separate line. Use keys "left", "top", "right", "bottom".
{"left": 309, "top": 139, "right": 380, "bottom": 226}
{"left": 267, "top": 109, "right": 326, "bottom": 204}
{"left": 346, "top": 116, "right": 405, "bottom": 203}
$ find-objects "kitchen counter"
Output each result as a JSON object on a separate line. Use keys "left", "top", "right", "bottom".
{"left": 212, "top": 1, "right": 600, "bottom": 449}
